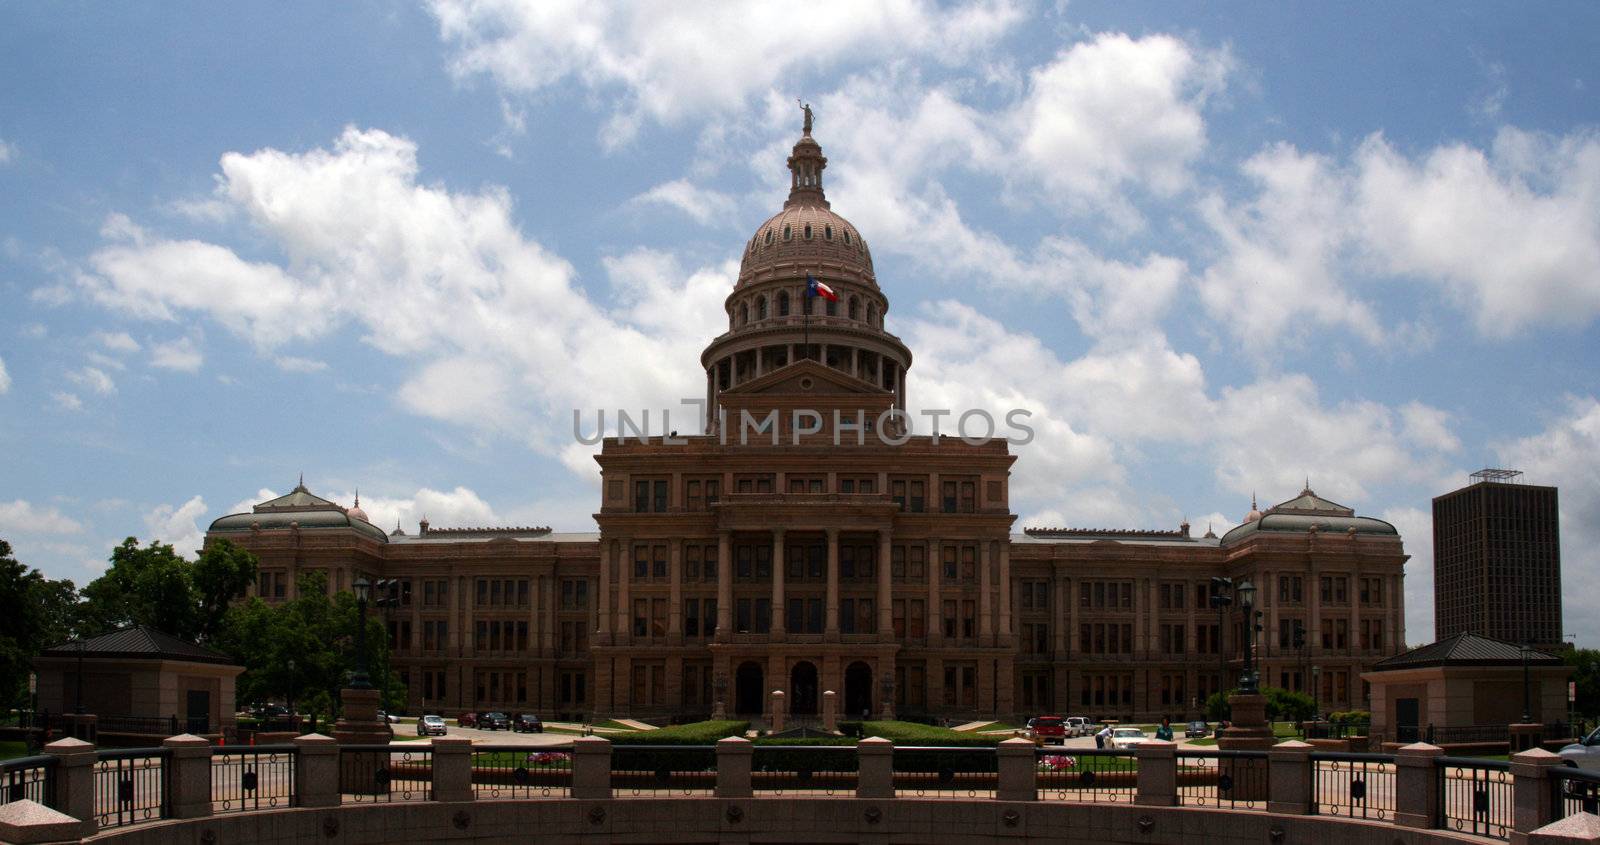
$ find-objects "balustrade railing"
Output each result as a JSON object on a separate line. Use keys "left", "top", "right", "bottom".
{"left": 1309, "top": 752, "right": 1395, "bottom": 820}
{"left": 1035, "top": 748, "right": 1137, "bottom": 803}
{"left": 891, "top": 745, "right": 997, "bottom": 798}
{"left": 95, "top": 748, "right": 169, "bottom": 829}
{"left": 338, "top": 745, "right": 432, "bottom": 803}
{"left": 472, "top": 747, "right": 572, "bottom": 799}
{"left": 1550, "top": 765, "right": 1600, "bottom": 822}
{"left": 610, "top": 744, "right": 717, "bottom": 797}
{"left": 1175, "top": 750, "right": 1269, "bottom": 810}
{"left": 1436, "top": 757, "right": 1512, "bottom": 840}
{"left": 0, "top": 755, "right": 56, "bottom": 809}
{"left": 213, "top": 745, "right": 296, "bottom": 813}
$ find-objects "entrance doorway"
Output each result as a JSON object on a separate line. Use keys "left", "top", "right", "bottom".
{"left": 790, "top": 662, "right": 819, "bottom": 715}
{"left": 1396, "top": 697, "right": 1420, "bottom": 743}
{"left": 844, "top": 661, "right": 873, "bottom": 718}
{"left": 185, "top": 689, "right": 211, "bottom": 733}
{"left": 735, "top": 661, "right": 764, "bottom": 715}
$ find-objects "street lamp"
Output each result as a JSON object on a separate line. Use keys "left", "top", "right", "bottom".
{"left": 74, "top": 640, "right": 85, "bottom": 714}
{"left": 1311, "top": 665, "right": 1321, "bottom": 720}
{"left": 1237, "top": 580, "right": 1258, "bottom": 694}
{"left": 350, "top": 576, "right": 373, "bottom": 690}
{"left": 1209, "top": 577, "right": 1234, "bottom": 690}
{"left": 286, "top": 658, "right": 297, "bottom": 725}
{"left": 1521, "top": 641, "right": 1532, "bottom": 725}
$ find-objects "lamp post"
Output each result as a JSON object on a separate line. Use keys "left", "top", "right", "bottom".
{"left": 1521, "top": 641, "right": 1532, "bottom": 725}
{"left": 1237, "top": 580, "right": 1258, "bottom": 694}
{"left": 1209, "top": 577, "right": 1233, "bottom": 690}
{"left": 74, "top": 640, "right": 85, "bottom": 714}
{"left": 350, "top": 576, "right": 372, "bottom": 690}
{"left": 286, "top": 658, "right": 297, "bottom": 727}
{"left": 1311, "top": 664, "right": 1321, "bottom": 720}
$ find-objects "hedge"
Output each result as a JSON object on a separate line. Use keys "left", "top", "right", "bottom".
{"left": 611, "top": 719, "right": 748, "bottom": 770}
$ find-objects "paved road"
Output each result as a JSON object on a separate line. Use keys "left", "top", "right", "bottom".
{"left": 400, "top": 725, "right": 575, "bottom": 746}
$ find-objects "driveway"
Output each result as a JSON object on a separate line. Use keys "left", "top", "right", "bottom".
{"left": 401, "top": 725, "right": 575, "bottom": 747}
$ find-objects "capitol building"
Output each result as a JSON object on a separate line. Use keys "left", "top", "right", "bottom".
{"left": 207, "top": 121, "right": 1408, "bottom": 723}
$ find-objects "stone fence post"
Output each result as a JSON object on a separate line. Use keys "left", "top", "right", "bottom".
{"left": 1510, "top": 748, "right": 1566, "bottom": 845}
{"left": 0, "top": 799, "right": 86, "bottom": 844}
{"left": 44, "top": 737, "right": 96, "bottom": 837}
{"left": 857, "top": 736, "right": 894, "bottom": 799}
{"left": 997, "top": 737, "right": 1036, "bottom": 802}
{"left": 1393, "top": 742, "right": 1443, "bottom": 829}
{"left": 1527, "top": 813, "right": 1600, "bottom": 845}
{"left": 1266, "top": 739, "right": 1313, "bottom": 815}
{"left": 716, "top": 736, "right": 753, "bottom": 798}
{"left": 1135, "top": 740, "right": 1177, "bottom": 806}
{"left": 430, "top": 736, "right": 474, "bottom": 802}
{"left": 293, "top": 733, "right": 339, "bottom": 808}
{"left": 570, "top": 736, "right": 613, "bottom": 800}
{"left": 162, "top": 734, "right": 213, "bottom": 819}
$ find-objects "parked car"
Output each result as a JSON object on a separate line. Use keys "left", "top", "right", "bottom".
{"left": 1559, "top": 725, "right": 1600, "bottom": 770}
{"left": 254, "top": 704, "right": 289, "bottom": 720}
{"left": 1065, "top": 716, "right": 1090, "bottom": 737}
{"left": 1185, "top": 720, "right": 1209, "bottom": 738}
{"left": 376, "top": 710, "right": 401, "bottom": 724}
{"left": 481, "top": 711, "right": 510, "bottom": 731}
{"left": 1109, "top": 727, "right": 1149, "bottom": 750}
{"left": 515, "top": 714, "right": 544, "bottom": 733}
{"left": 457, "top": 712, "right": 478, "bottom": 729}
{"left": 417, "top": 715, "right": 447, "bottom": 736}
{"left": 1028, "top": 715, "right": 1067, "bottom": 745}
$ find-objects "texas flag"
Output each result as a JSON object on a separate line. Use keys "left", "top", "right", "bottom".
{"left": 806, "top": 273, "right": 839, "bottom": 302}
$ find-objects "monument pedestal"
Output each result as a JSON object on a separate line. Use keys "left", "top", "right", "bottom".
{"left": 1216, "top": 693, "right": 1274, "bottom": 801}
{"left": 333, "top": 688, "right": 393, "bottom": 795}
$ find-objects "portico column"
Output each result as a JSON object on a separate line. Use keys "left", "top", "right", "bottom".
{"left": 979, "top": 541, "right": 994, "bottom": 645}
{"left": 668, "top": 539, "right": 683, "bottom": 642}
{"left": 596, "top": 538, "right": 613, "bottom": 642}
{"left": 771, "top": 529, "right": 786, "bottom": 639}
{"left": 825, "top": 528, "right": 841, "bottom": 638}
{"left": 616, "top": 537, "right": 632, "bottom": 643}
{"left": 998, "top": 543, "right": 1012, "bottom": 640}
{"left": 877, "top": 529, "right": 893, "bottom": 634}
{"left": 927, "top": 538, "right": 942, "bottom": 645}
{"left": 716, "top": 531, "right": 733, "bottom": 641}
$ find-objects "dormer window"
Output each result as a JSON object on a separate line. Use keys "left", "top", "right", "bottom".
{"left": 843, "top": 231, "right": 852, "bottom": 245}
{"left": 804, "top": 224, "right": 812, "bottom": 239}
{"left": 765, "top": 229, "right": 773, "bottom": 246}
{"left": 825, "top": 225, "right": 833, "bottom": 240}
{"left": 783, "top": 225, "right": 792, "bottom": 241}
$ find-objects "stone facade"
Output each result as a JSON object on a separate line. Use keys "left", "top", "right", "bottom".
{"left": 207, "top": 121, "right": 1408, "bottom": 723}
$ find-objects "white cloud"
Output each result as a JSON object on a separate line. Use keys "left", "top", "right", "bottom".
{"left": 93, "top": 331, "right": 141, "bottom": 354}
{"left": 67, "top": 366, "right": 116, "bottom": 395}
{"left": 20, "top": 323, "right": 48, "bottom": 339}
{"left": 224, "top": 489, "right": 278, "bottom": 519}
{"left": 143, "top": 495, "right": 208, "bottom": 558}
{"left": 78, "top": 127, "right": 733, "bottom": 461}
{"left": 1496, "top": 396, "right": 1600, "bottom": 644}
{"left": 1200, "top": 127, "right": 1600, "bottom": 347}
{"left": 428, "top": 0, "right": 1024, "bottom": 147}
{"left": 51, "top": 392, "right": 83, "bottom": 412}
{"left": 0, "top": 499, "right": 86, "bottom": 535}
{"left": 150, "top": 337, "right": 203, "bottom": 372}
{"left": 333, "top": 486, "right": 500, "bottom": 535}
{"left": 274, "top": 355, "right": 328, "bottom": 373}
{"left": 1012, "top": 32, "right": 1231, "bottom": 223}
{"left": 1399, "top": 401, "right": 1460, "bottom": 453}
{"left": 630, "top": 179, "right": 737, "bottom": 227}
{"left": 0, "top": 356, "right": 10, "bottom": 394}
{"left": 0, "top": 139, "right": 13, "bottom": 164}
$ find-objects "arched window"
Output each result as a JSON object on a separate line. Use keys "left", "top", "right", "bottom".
{"left": 777, "top": 291, "right": 790, "bottom": 316}
{"left": 739, "top": 302, "right": 749, "bottom": 326}
{"left": 756, "top": 295, "right": 768, "bottom": 320}
{"left": 868, "top": 304, "right": 879, "bottom": 327}
{"left": 826, "top": 297, "right": 837, "bottom": 317}
{"left": 765, "top": 229, "right": 773, "bottom": 246}
{"left": 848, "top": 296, "right": 859, "bottom": 321}
{"left": 783, "top": 224, "right": 792, "bottom": 241}
{"left": 825, "top": 225, "right": 833, "bottom": 241}
{"left": 843, "top": 230, "right": 852, "bottom": 246}
{"left": 804, "top": 224, "right": 812, "bottom": 239}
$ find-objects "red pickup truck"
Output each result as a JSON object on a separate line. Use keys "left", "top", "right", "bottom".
{"left": 1029, "top": 715, "right": 1067, "bottom": 745}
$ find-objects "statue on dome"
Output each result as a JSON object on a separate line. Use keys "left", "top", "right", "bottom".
{"left": 799, "top": 100, "right": 814, "bottom": 135}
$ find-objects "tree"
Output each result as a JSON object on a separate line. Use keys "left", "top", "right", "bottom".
{"left": 1265, "top": 686, "right": 1316, "bottom": 723}
{"left": 78, "top": 537, "right": 256, "bottom": 644}
{"left": 0, "top": 539, "right": 79, "bottom": 709}
{"left": 1565, "top": 648, "right": 1600, "bottom": 721}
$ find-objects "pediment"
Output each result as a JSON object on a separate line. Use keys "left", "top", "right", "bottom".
{"left": 723, "top": 359, "right": 888, "bottom": 396}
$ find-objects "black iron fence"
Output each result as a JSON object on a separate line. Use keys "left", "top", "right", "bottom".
{"left": 1036, "top": 748, "right": 1137, "bottom": 803}
{"left": 0, "top": 755, "right": 56, "bottom": 809}
{"left": 1175, "top": 750, "right": 1269, "bottom": 810}
{"left": 891, "top": 745, "right": 997, "bottom": 798}
{"left": 213, "top": 745, "right": 296, "bottom": 813}
{"left": 471, "top": 747, "right": 572, "bottom": 799}
{"left": 1551, "top": 765, "right": 1600, "bottom": 822}
{"left": 98, "top": 714, "right": 211, "bottom": 736}
{"left": 338, "top": 745, "right": 432, "bottom": 803}
{"left": 1436, "top": 756, "right": 1512, "bottom": 840}
{"left": 610, "top": 744, "right": 717, "bottom": 797}
{"left": 95, "top": 748, "right": 169, "bottom": 829}
{"left": 751, "top": 745, "right": 857, "bottom": 796}
{"left": 1309, "top": 752, "right": 1394, "bottom": 820}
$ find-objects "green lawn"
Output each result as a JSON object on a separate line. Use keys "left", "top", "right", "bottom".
{"left": 0, "top": 741, "right": 29, "bottom": 761}
{"left": 590, "top": 719, "right": 641, "bottom": 731}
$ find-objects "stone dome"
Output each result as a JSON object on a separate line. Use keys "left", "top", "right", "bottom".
{"left": 735, "top": 127, "right": 875, "bottom": 290}
{"left": 346, "top": 490, "right": 369, "bottom": 524}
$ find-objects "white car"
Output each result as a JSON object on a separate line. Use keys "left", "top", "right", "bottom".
{"left": 1065, "top": 717, "right": 1089, "bottom": 737}
{"left": 1109, "top": 727, "right": 1149, "bottom": 750}
{"left": 1559, "top": 726, "right": 1600, "bottom": 770}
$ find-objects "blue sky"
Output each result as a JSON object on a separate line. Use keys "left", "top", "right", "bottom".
{"left": 2, "top": 2, "right": 1598, "bottom": 645}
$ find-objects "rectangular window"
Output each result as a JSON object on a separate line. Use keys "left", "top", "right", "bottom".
{"left": 841, "top": 598, "right": 856, "bottom": 634}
